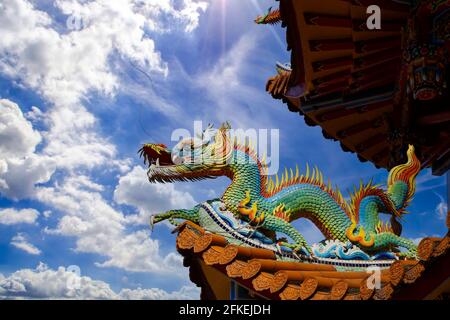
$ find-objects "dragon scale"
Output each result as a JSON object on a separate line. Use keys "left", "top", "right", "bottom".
{"left": 142, "top": 124, "right": 421, "bottom": 258}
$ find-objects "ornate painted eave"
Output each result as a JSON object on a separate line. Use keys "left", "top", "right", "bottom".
{"left": 265, "top": 0, "right": 450, "bottom": 174}
{"left": 174, "top": 218, "right": 450, "bottom": 300}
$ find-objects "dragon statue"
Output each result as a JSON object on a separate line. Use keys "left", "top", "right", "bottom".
{"left": 141, "top": 124, "right": 421, "bottom": 261}
{"left": 254, "top": 7, "right": 282, "bottom": 25}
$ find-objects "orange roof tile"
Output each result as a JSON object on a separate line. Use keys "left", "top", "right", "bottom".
{"left": 174, "top": 217, "right": 450, "bottom": 300}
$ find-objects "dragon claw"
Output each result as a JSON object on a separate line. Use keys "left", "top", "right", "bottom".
{"left": 397, "top": 248, "right": 417, "bottom": 259}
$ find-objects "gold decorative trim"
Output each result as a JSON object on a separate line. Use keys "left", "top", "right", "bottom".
{"left": 252, "top": 272, "right": 275, "bottom": 292}
{"left": 403, "top": 263, "right": 425, "bottom": 284}
{"left": 279, "top": 284, "right": 301, "bottom": 300}
{"left": 299, "top": 278, "right": 318, "bottom": 300}
{"left": 330, "top": 280, "right": 348, "bottom": 300}
{"left": 226, "top": 260, "right": 248, "bottom": 278}
{"left": 373, "top": 283, "right": 394, "bottom": 300}
{"left": 202, "top": 246, "right": 223, "bottom": 266}
{"left": 242, "top": 260, "right": 262, "bottom": 280}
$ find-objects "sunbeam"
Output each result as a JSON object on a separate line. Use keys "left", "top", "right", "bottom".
{"left": 249, "top": 0, "right": 286, "bottom": 50}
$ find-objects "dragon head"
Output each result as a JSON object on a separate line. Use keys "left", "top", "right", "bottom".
{"left": 139, "top": 123, "right": 236, "bottom": 183}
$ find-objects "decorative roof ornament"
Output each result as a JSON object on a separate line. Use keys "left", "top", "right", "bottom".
{"left": 142, "top": 124, "right": 421, "bottom": 261}
{"left": 254, "top": 6, "right": 282, "bottom": 25}
{"left": 275, "top": 62, "right": 292, "bottom": 75}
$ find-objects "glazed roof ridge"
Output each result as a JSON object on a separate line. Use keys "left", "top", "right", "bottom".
{"left": 174, "top": 221, "right": 450, "bottom": 300}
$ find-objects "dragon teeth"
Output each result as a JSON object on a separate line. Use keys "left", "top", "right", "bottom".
{"left": 156, "top": 158, "right": 160, "bottom": 166}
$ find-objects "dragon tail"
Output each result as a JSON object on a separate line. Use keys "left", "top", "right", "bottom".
{"left": 348, "top": 145, "right": 421, "bottom": 224}
{"left": 387, "top": 145, "right": 421, "bottom": 213}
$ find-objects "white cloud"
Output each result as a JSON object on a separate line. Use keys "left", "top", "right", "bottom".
{"left": 114, "top": 166, "right": 196, "bottom": 224}
{"left": 0, "top": 154, "right": 56, "bottom": 200}
{"left": 93, "top": 230, "right": 184, "bottom": 273}
{"left": 0, "top": 0, "right": 207, "bottom": 286}
{"left": 43, "top": 210, "right": 52, "bottom": 219}
{"left": 0, "top": 99, "right": 55, "bottom": 200}
{"left": 0, "top": 0, "right": 210, "bottom": 195}
{"left": 0, "top": 263, "right": 199, "bottom": 300}
{"left": 0, "top": 208, "right": 39, "bottom": 225}
{"left": 25, "top": 106, "right": 45, "bottom": 123}
{"left": 131, "top": 0, "right": 209, "bottom": 33}
{"left": 42, "top": 105, "right": 122, "bottom": 172}
{"left": 38, "top": 174, "right": 188, "bottom": 274}
{"left": 0, "top": 99, "right": 41, "bottom": 158}
{"left": 195, "top": 32, "right": 277, "bottom": 128}
{"left": 10, "top": 233, "right": 41, "bottom": 255}
{"left": 434, "top": 192, "right": 448, "bottom": 220}
{"left": 1, "top": 0, "right": 208, "bottom": 106}
{"left": 0, "top": 263, "right": 116, "bottom": 299}
{"left": 1, "top": 0, "right": 156, "bottom": 105}
{"left": 119, "top": 285, "right": 200, "bottom": 300}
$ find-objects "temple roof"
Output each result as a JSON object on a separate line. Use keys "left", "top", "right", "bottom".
{"left": 266, "top": 0, "right": 450, "bottom": 174}
{"left": 174, "top": 215, "right": 450, "bottom": 300}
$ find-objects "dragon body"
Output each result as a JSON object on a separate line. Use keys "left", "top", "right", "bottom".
{"left": 142, "top": 124, "right": 421, "bottom": 259}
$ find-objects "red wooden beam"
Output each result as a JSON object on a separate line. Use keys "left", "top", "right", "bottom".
{"left": 418, "top": 111, "right": 450, "bottom": 125}
{"left": 316, "top": 100, "right": 392, "bottom": 122}
{"left": 421, "top": 136, "right": 450, "bottom": 169}
{"left": 355, "top": 54, "right": 401, "bottom": 71}
{"left": 336, "top": 117, "right": 384, "bottom": 138}
{"left": 352, "top": 59, "right": 401, "bottom": 82}
{"left": 312, "top": 56, "right": 353, "bottom": 72}
{"left": 355, "top": 134, "right": 387, "bottom": 152}
{"left": 355, "top": 36, "right": 401, "bottom": 53}
{"left": 313, "top": 69, "right": 351, "bottom": 87}
{"left": 310, "top": 48, "right": 400, "bottom": 75}
{"left": 350, "top": 76, "right": 397, "bottom": 94}
{"left": 372, "top": 148, "right": 389, "bottom": 163}
{"left": 353, "top": 0, "right": 411, "bottom": 12}
{"left": 304, "top": 13, "right": 352, "bottom": 28}
{"left": 309, "top": 38, "right": 354, "bottom": 52}
{"left": 314, "top": 80, "right": 349, "bottom": 96}
{"left": 353, "top": 19, "right": 405, "bottom": 32}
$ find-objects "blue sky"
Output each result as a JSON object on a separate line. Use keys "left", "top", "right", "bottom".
{"left": 0, "top": 0, "right": 447, "bottom": 299}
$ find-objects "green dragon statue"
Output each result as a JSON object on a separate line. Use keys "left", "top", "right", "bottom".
{"left": 140, "top": 124, "right": 421, "bottom": 259}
